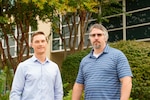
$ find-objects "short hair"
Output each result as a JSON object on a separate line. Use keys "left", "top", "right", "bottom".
{"left": 31, "top": 31, "right": 47, "bottom": 42}
{"left": 89, "top": 23, "right": 109, "bottom": 41}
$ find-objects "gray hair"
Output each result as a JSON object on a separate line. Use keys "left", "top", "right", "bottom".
{"left": 89, "top": 23, "right": 109, "bottom": 41}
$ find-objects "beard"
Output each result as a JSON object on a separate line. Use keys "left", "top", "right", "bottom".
{"left": 93, "top": 44, "right": 101, "bottom": 49}
{"left": 92, "top": 41, "right": 101, "bottom": 49}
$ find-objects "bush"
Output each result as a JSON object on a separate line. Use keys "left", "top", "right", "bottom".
{"left": 111, "top": 40, "right": 150, "bottom": 100}
{"left": 63, "top": 90, "right": 84, "bottom": 100}
{"left": 61, "top": 49, "right": 90, "bottom": 96}
{"left": 61, "top": 40, "right": 150, "bottom": 99}
{"left": 0, "top": 66, "right": 11, "bottom": 100}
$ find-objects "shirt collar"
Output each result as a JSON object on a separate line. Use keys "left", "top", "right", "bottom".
{"left": 89, "top": 44, "right": 110, "bottom": 58}
{"left": 31, "top": 55, "right": 50, "bottom": 63}
{"left": 103, "top": 44, "right": 110, "bottom": 53}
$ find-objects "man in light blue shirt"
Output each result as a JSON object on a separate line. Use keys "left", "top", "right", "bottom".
{"left": 10, "top": 31, "right": 63, "bottom": 100}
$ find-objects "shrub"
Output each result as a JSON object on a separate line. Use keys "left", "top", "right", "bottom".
{"left": 61, "top": 40, "right": 150, "bottom": 99}
{"left": 0, "top": 66, "right": 11, "bottom": 100}
{"left": 63, "top": 90, "right": 84, "bottom": 100}
{"left": 61, "top": 49, "right": 90, "bottom": 96}
{"left": 111, "top": 40, "right": 150, "bottom": 100}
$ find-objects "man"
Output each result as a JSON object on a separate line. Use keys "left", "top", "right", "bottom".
{"left": 10, "top": 31, "right": 63, "bottom": 100}
{"left": 72, "top": 24, "right": 132, "bottom": 100}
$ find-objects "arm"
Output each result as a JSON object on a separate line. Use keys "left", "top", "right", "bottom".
{"left": 9, "top": 64, "right": 25, "bottom": 100}
{"left": 116, "top": 51, "right": 133, "bottom": 100}
{"left": 72, "top": 83, "right": 84, "bottom": 100}
{"left": 120, "top": 76, "right": 132, "bottom": 100}
{"left": 54, "top": 68, "right": 63, "bottom": 100}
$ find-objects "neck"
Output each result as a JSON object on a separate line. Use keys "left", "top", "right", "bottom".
{"left": 94, "top": 49, "right": 103, "bottom": 54}
{"left": 35, "top": 53, "right": 46, "bottom": 63}
{"left": 94, "top": 44, "right": 106, "bottom": 54}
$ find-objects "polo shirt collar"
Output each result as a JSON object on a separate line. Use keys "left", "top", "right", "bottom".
{"left": 103, "top": 44, "right": 110, "bottom": 53}
{"left": 89, "top": 44, "right": 110, "bottom": 58}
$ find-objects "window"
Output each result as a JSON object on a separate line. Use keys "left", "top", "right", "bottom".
{"left": 103, "top": 0, "right": 150, "bottom": 42}
{"left": 127, "top": 9, "right": 150, "bottom": 26}
{"left": 103, "top": 15, "right": 123, "bottom": 29}
{"left": 127, "top": 25, "right": 150, "bottom": 40}
{"left": 0, "top": 26, "right": 35, "bottom": 58}
{"left": 108, "top": 30, "right": 123, "bottom": 42}
{"left": 126, "top": 0, "right": 150, "bottom": 40}
{"left": 126, "top": 0, "right": 150, "bottom": 11}
{"left": 51, "top": 14, "right": 83, "bottom": 52}
{"left": 51, "top": 0, "right": 150, "bottom": 52}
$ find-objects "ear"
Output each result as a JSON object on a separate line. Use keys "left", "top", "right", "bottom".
{"left": 29, "top": 43, "right": 32, "bottom": 48}
{"left": 104, "top": 36, "right": 108, "bottom": 42}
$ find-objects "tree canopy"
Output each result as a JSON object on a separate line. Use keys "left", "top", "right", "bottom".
{"left": 0, "top": 0, "right": 122, "bottom": 72}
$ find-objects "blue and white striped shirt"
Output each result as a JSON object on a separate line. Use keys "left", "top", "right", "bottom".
{"left": 10, "top": 55, "right": 63, "bottom": 100}
{"left": 76, "top": 44, "right": 133, "bottom": 100}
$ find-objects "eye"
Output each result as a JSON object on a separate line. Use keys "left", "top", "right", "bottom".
{"left": 97, "top": 34, "right": 103, "bottom": 37}
{"left": 34, "top": 41, "right": 39, "bottom": 43}
{"left": 41, "top": 40, "right": 46, "bottom": 43}
{"left": 89, "top": 33, "right": 103, "bottom": 37}
{"left": 89, "top": 34, "right": 96, "bottom": 37}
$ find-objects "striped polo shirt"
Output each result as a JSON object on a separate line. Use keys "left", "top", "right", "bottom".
{"left": 76, "top": 44, "right": 133, "bottom": 100}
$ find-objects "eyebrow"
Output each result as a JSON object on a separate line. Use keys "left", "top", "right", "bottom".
{"left": 89, "top": 33, "right": 104, "bottom": 37}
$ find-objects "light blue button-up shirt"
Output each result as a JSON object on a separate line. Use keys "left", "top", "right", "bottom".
{"left": 10, "top": 55, "right": 63, "bottom": 100}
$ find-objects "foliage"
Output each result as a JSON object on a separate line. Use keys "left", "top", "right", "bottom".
{"left": 61, "top": 40, "right": 150, "bottom": 99}
{"left": 0, "top": 0, "right": 122, "bottom": 73}
{"left": 0, "top": 92, "right": 9, "bottom": 100}
{"left": 0, "top": 0, "right": 123, "bottom": 70}
{"left": 0, "top": 70, "right": 6, "bottom": 94}
{"left": 0, "top": 66, "right": 12, "bottom": 100}
{"left": 110, "top": 40, "right": 150, "bottom": 100}
{"left": 50, "top": 0, "right": 122, "bottom": 57}
{"left": 61, "top": 49, "right": 90, "bottom": 96}
{"left": 63, "top": 89, "right": 84, "bottom": 100}
{"left": 0, "top": 0, "right": 38, "bottom": 72}
{"left": 63, "top": 82, "right": 84, "bottom": 100}
{"left": 63, "top": 89, "right": 72, "bottom": 100}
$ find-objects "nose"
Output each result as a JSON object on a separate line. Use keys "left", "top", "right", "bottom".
{"left": 38, "top": 41, "right": 44, "bottom": 45}
{"left": 94, "top": 34, "right": 99, "bottom": 39}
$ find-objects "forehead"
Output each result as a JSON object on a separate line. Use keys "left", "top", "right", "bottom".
{"left": 32, "top": 34, "right": 46, "bottom": 41}
{"left": 90, "top": 28, "right": 104, "bottom": 34}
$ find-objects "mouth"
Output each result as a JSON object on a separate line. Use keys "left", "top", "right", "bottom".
{"left": 93, "top": 41, "right": 100, "bottom": 44}
{"left": 94, "top": 40, "right": 100, "bottom": 43}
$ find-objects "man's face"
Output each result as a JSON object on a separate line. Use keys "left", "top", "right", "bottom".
{"left": 31, "top": 34, "right": 47, "bottom": 55}
{"left": 89, "top": 28, "right": 107, "bottom": 49}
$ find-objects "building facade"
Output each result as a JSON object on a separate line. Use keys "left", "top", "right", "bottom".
{"left": 51, "top": 0, "right": 150, "bottom": 66}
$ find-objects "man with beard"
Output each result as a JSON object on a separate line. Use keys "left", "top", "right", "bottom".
{"left": 72, "top": 24, "right": 132, "bottom": 100}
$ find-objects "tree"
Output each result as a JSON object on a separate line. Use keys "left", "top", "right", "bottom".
{"left": 0, "top": 0, "right": 122, "bottom": 72}
{"left": 51, "top": 0, "right": 122, "bottom": 57}
{"left": 0, "top": 0, "right": 55, "bottom": 73}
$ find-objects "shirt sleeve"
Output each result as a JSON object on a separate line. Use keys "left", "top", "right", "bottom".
{"left": 9, "top": 63, "right": 25, "bottom": 100}
{"left": 75, "top": 61, "right": 84, "bottom": 84}
{"left": 117, "top": 51, "right": 133, "bottom": 79}
{"left": 54, "top": 66, "right": 63, "bottom": 100}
